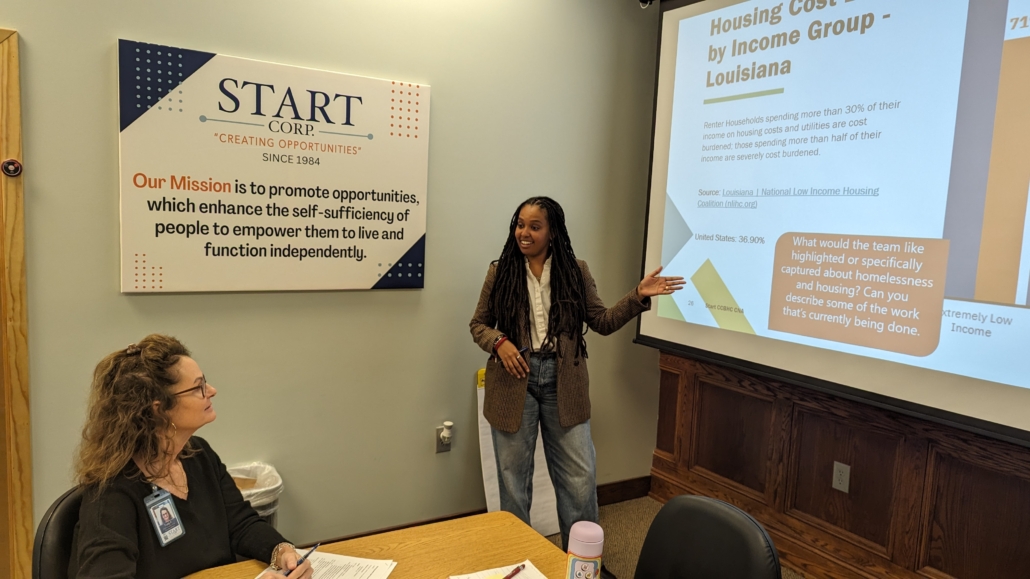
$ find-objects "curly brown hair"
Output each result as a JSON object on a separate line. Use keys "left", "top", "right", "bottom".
{"left": 75, "top": 334, "right": 195, "bottom": 490}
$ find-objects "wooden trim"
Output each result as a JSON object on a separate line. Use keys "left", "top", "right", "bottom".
{"left": 890, "top": 436, "right": 929, "bottom": 570}
{"left": 597, "top": 475, "right": 651, "bottom": 506}
{"left": 0, "top": 28, "right": 32, "bottom": 579}
{"left": 298, "top": 476, "right": 653, "bottom": 548}
{"left": 640, "top": 339, "right": 1030, "bottom": 449}
{"left": 915, "top": 445, "right": 943, "bottom": 574}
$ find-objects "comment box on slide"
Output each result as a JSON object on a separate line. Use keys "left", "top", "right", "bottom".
{"left": 769, "top": 233, "right": 948, "bottom": 356}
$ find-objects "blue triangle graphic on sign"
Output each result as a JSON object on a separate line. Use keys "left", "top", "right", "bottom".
{"left": 662, "top": 195, "right": 693, "bottom": 266}
{"left": 119, "top": 39, "right": 216, "bottom": 131}
{"left": 372, "top": 235, "right": 426, "bottom": 289}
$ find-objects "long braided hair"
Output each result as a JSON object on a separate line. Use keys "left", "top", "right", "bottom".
{"left": 490, "top": 197, "right": 589, "bottom": 358}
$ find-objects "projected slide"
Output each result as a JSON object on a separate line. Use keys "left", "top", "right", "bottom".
{"left": 650, "top": 0, "right": 1030, "bottom": 389}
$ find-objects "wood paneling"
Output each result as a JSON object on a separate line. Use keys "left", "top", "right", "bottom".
{"left": 656, "top": 369, "right": 679, "bottom": 455}
{"left": 920, "top": 451, "right": 1030, "bottom": 577}
{"left": 692, "top": 379, "right": 773, "bottom": 496}
{"left": 596, "top": 476, "right": 652, "bottom": 506}
{"left": 0, "top": 29, "right": 32, "bottom": 579}
{"left": 889, "top": 436, "right": 929, "bottom": 570}
{"left": 789, "top": 411, "right": 898, "bottom": 550}
{"left": 650, "top": 352, "right": 1030, "bottom": 579}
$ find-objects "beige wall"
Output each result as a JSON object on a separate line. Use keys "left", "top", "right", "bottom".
{"left": 4, "top": 0, "right": 661, "bottom": 543}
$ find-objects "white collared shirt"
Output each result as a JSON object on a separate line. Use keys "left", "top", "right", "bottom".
{"left": 525, "top": 256, "right": 552, "bottom": 351}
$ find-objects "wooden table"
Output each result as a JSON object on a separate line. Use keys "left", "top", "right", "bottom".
{"left": 187, "top": 511, "right": 568, "bottom": 579}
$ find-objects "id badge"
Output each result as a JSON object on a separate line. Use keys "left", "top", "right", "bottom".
{"left": 144, "top": 487, "right": 185, "bottom": 546}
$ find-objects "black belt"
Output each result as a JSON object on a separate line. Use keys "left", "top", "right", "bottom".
{"left": 530, "top": 350, "right": 557, "bottom": 359}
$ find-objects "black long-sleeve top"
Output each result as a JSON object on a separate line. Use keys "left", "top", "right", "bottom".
{"left": 70, "top": 436, "right": 287, "bottom": 579}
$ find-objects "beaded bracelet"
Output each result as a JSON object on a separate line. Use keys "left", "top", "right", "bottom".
{"left": 269, "top": 542, "right": 295, "bottom": 572}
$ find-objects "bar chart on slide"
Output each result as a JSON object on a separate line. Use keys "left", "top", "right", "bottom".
{"left": 987, "top": 3, "right": 1030, "bottom": 307}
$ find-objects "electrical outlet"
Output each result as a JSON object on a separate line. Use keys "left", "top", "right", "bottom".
{"left": 436, "top": 426, "right": 451, "bottom": 453}
{"left": 832, "top": 461, "right": 850, "bottom": 493}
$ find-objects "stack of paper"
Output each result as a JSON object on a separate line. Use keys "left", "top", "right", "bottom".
{"left": 256, "top": 551, "right": 397, "bottom": 579}
{"left": 449, "top": 559, "right": 547, "bottom": 579}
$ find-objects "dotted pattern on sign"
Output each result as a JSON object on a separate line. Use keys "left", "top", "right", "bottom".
{"left": 377, "top": 260, "right": 424, "bottom": 279}
{"left": 388, "top": 81, "right": 422, "bottom": 139}
{"left": 372, "top": 235, "right": 426, "bottom": 289}
{"left": 132, "top": 253, "right": 164, "bottom": 291}
{"left": 118, "top": 39, "right": 215, "bottom": 131}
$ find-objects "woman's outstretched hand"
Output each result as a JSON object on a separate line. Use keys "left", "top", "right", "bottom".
{"left": 496, "top": 340, "right": 530, "bottom": 379}
{"left": 637, "top": 266, "right": 686, "bottom": 298}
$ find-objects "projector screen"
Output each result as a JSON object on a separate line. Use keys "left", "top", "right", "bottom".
{"left": 638, "top": 0, "right": 1030, "bottom": 442}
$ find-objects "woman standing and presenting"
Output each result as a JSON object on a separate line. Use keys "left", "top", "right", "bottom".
{"left": 470, "top": 197, "right": 684, "bottom": 553}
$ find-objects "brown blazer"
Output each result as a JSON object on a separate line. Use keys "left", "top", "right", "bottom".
{"left": 470, "top": 259, "right": 650, "bottom": 433}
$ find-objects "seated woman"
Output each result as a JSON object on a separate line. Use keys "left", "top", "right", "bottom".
{"left": 70, "top": 334, "right": 313, "bottom": 579}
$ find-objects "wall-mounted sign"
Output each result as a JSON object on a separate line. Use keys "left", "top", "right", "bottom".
{"left": 118, "top": 39, "right": 430, "bottom": 292}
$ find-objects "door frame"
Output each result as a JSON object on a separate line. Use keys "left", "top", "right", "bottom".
{"left": 0, "top": 28, "right": 33, "bottom": 579}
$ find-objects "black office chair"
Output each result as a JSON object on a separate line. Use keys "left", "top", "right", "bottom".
{"left": 634, "top": 495, "right": 781, "bottom": 579}
{"left": 33, "top": 487, "right": 83, "bottom": 579}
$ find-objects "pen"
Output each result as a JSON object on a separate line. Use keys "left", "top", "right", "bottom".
{"left": 285, "top": 543, "right": 320, "bottom": 577}
{"left": 502, "top": 563, "right": 525, "bottom": 579}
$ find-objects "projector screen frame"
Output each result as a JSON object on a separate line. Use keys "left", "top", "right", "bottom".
{"left": 633, "top": 0, "right": 1030, "bottom": 450}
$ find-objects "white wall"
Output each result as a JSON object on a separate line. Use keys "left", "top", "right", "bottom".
{"left": 4, "top": 0, "right": 661, "bottom": 543}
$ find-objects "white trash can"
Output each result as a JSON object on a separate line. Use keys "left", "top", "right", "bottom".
{"left": 227, "top": 462, "right": 284, "bottom": 528}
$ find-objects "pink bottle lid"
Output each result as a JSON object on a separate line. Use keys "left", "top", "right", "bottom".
{"left": 567, "top": 521, "right": 604, "bottom": 557}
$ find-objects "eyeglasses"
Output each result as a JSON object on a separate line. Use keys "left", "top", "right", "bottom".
{"left": 173, "top": 381, "right": 209, "bottom": 398}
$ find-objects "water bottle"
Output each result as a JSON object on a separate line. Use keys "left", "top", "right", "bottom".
{"left": 566, "top": 521, "right": 604, "bottom": 579}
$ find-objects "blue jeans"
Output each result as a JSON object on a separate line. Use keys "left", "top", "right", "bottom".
{"left": 491, "top": 356, "right": 599, "bottom": 550}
